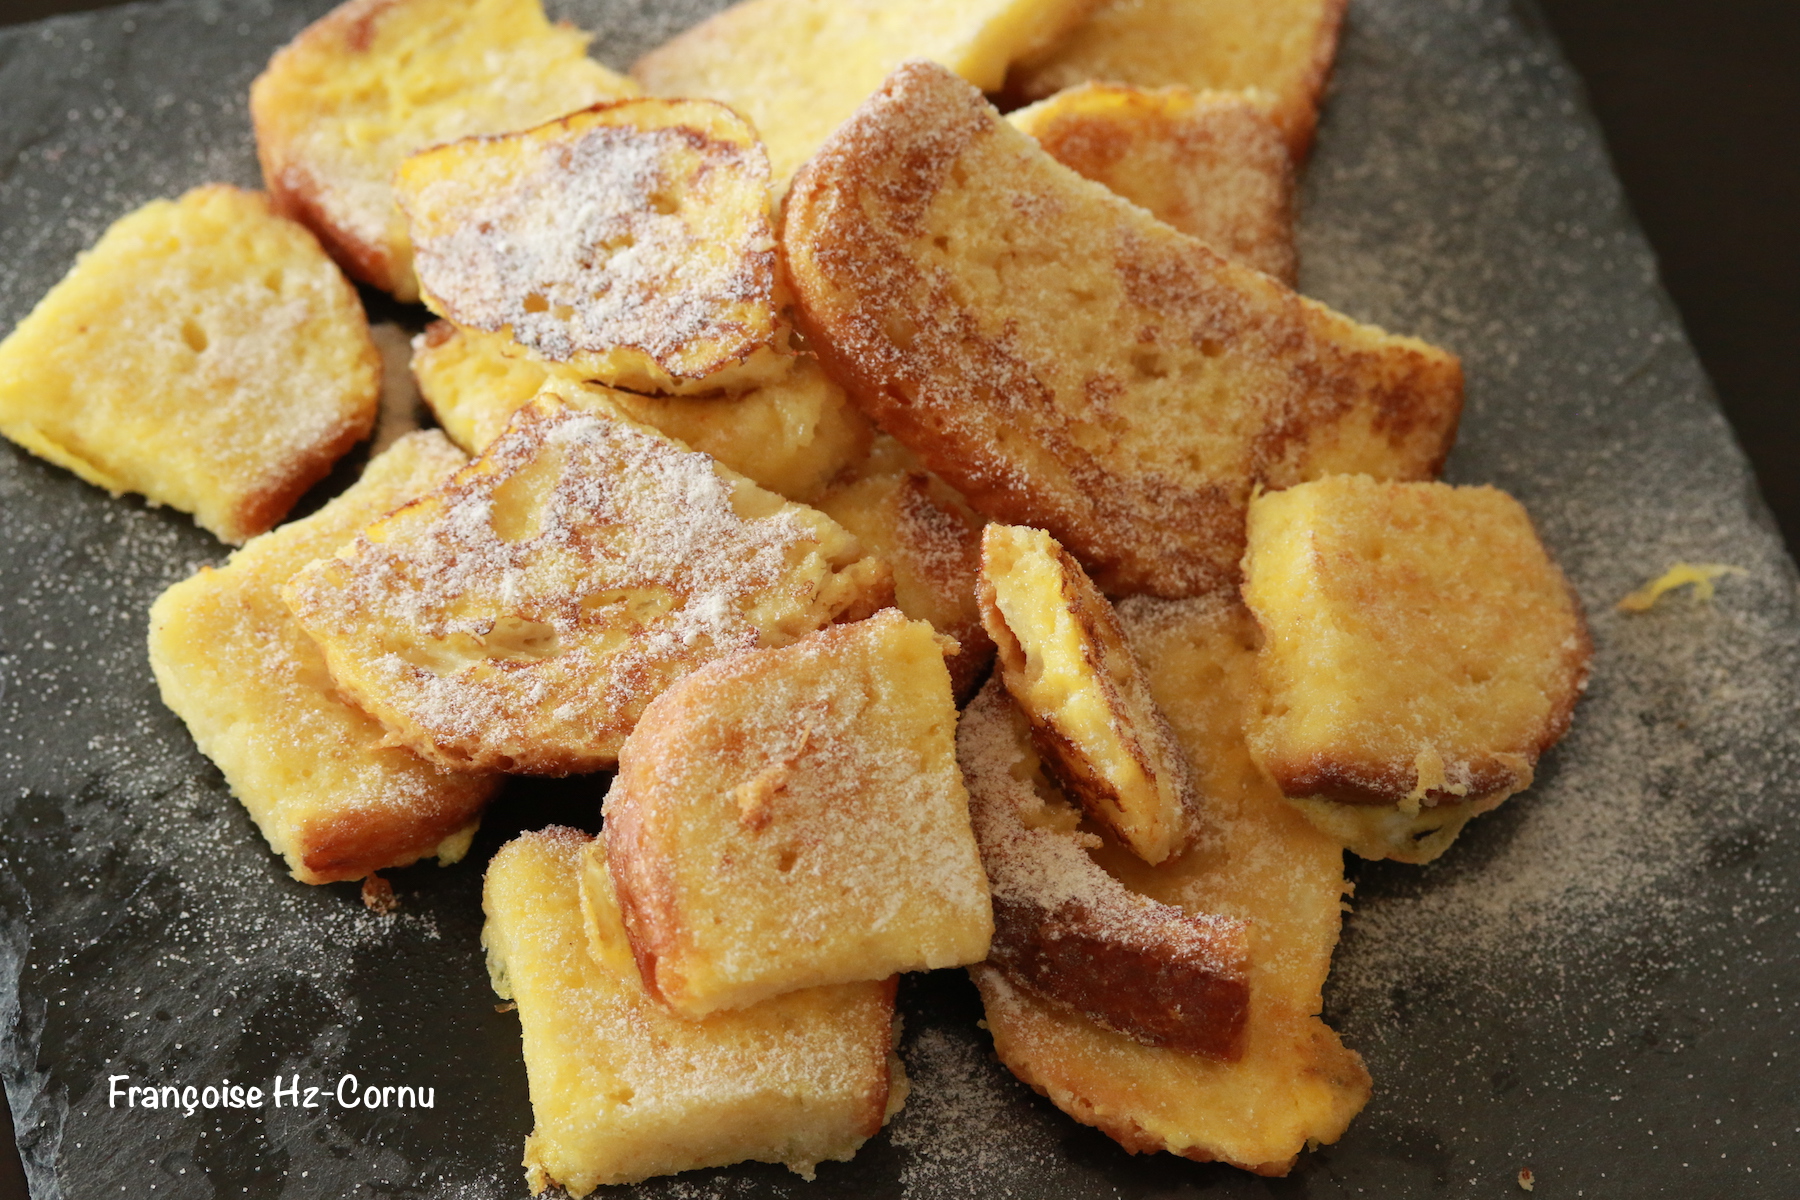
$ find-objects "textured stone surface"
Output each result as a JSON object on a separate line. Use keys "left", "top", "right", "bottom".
{"left": 0, "top": 0, "right": 1795, "bottom": 1195}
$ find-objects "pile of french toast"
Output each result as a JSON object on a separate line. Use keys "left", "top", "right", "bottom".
{"left": 0, "top": 0, "right": 1595, "bottom": 1190}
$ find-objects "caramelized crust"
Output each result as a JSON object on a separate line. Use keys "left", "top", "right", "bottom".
{"left": 411, "top": 321, "right": 872, "bottom": 502}
{"left": 1007, "top": 0, "right": 1348, "bottom": 160}
{"left": 603, "top": 611, "right": 992, "bottom": 1017}
{"left": 251, "top": 0, "right": 637, "bottom": 300}
{"left": 0, "top": 185, "right": 378, "bottom": 545}
{"left": 815, "top": 439, "right": 994, "bottom": 698}
{"left": 483, "top": 828, "right": 902, "bottom": 1194}
{"left": 148, "top": 432, "right": 499, "bottom": 884}
{"left": 782, "top": 61, "right": 1462, "bottom": 598}
{"left": 977, "top": 524, "right": 1197, "bottom": 863}
{"left": 1241, "top": 476, "right": 1591, "bottom": 862}
{"left": 959, "top": 681, "right": 1248, "bottom": 1060}
{"left": 283, "top": 391, "right": 891, "bottom": 775}
{"left": 1009, "top": 83, "right": 1298, "bottom": 284}
{"left": 397, "top": 99, "right": 785, "bottom": 392}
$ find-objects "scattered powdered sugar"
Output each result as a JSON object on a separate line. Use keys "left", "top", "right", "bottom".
{"left": 406, "top": 113, "right": 775, "bottom": 372}
{"left": 285, "top": 401, "right": 865, "bottom": 769}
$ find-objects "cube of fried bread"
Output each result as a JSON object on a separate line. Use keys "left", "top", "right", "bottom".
{"left": 0, "top": 185, "right": 378, "bottom": 545}
{"left": 1009, "top": 83, "right": 1297, "bottom": 284}
{"left": 815, "top": 441, "right": 993, "bottom": 699}
{"left": 977, "top": 524, "right": 1197, "bottom": 864}
{"left": 283, "top": 392, "right": 891, "bottom": 776}
{"left": 250, "top": 0, "right": 638, "bottom": 301}
{"left": 968, "top": 594, "right": 1368, "bottom": 1175}
{"left": 631, "top": 0, "right": 1100, "bottom": 183}
{"left": 959, "top": 680, "right": 1250, "bottom": 1060}
{"left": 483, "top": 828, "right": 904, "bottom": 1194}
{"left": 410, "top": 322, "right": 872, "bottom": 503}
{"left": 148, "top": 432, "right": 499, "bottom": 883}
{"left": 783, "top": 62, "right": 1462, "bottom": 600}
{"left": 1241, "top": 476, "right": 1591, "bottom": 863}
{"left": 1008, "top": 0, "right": 1347, "bottom": 160}
{"left": 604, "top": 610, "right": 993, "bottom": 1017}
{"left": 395, "top": 99, "right": 787, "bottom": 394}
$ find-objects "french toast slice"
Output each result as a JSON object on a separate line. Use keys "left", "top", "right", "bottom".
{"left": 283, "top": 391, "right": 891, "bottom": 776}
{"left": 977, "top": 524, "right": 1197, "bottom": 864}
{"left": 969, "top": 592, "right": 1367, "bottom": 1174}
{"left": 411, "top": 322, "right": 872, "bottom": 503}
{"left": 396, "top": 99, "right": 787, "bottom": 394}
{"left": 959, "top": 680, "right": 1248, "bottom": 1059}
{"left": 1241, "top": 475, "right": 1591, "bottom": 863}
{"left": 631, "top": 0, "right": 1101, "bottom": 183}
{"left": 483, "top": 828, "right": 903, "bottom": 1194}
{"left": 0, "top": 185, "right": 378, "bottom": 545}
{"left": 250, "top": 0, "right": 637, "bottom": 301}
{"left": 815, "top": 438, "right": 993, "bottom": 698}
{"left": 1009, "top": 83, "right": 1297, "bottom": 284}
{"left": 1007, "top": 0, "right": 1348, "bottom": 160}
{"left": 782, "top": 61, "right": 1462, "bottom": 599}
{"left": 603, "top": 610, "right": 993, "bottom": 1017}
{"left": 147, "top": 431, "right": 499, "bottom": 884}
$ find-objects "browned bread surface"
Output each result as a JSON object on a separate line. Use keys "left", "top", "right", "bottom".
{"left": 968, "top": 592, "right": 1367, "bottom": 1173}
{"left": 604, "top": 610, "right": 993, "bottom": 1017}
{"left": 148, "top": 431, "right": 499, "bottom": 884}
{"left": 251, "top": 0, "right": 637, "bottom": 299}
{"left": 396, "top": 98, "right": 784, "bottom": 392}
{"left": 1007, "top": 0, "right": 1348, "bottom": 160}
{"left": 959, "top": 680, "right": 1248, "bottom": 1060}
{"left": 815, "top": 438, "right": 993, "bottom": 698}
{"left": 411, "top": 321, "right": 872, "bottom": 502}
{"left": 283, "top": 391, "right": 890, "bottom": 775}
{"left": 0, "top": 185, "right": 379, "bottom": 544}
{"left": 483, "top": 828, "right": 902, "bottom": 1194}
{"left": 1241, "top": 475, "right": 1592, "bottom": 862}
{"left": 782, "top": 60, "right": 1462, "bottom": 598}
{"left": 977, "top": 524, "right": 1197, "bottom": 863}
{"left": 1009, "top": 83, "right": 1297, "bottom": 283}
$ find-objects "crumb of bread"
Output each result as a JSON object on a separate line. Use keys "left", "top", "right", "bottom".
{"left": 1616, "top": 562, "right": 1746, "bottom": 612}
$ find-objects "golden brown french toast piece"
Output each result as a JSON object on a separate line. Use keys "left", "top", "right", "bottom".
{"left": 631, "top": 0, "right": 1100, "bottom": 182}
{"left": 783, "top": 61, "right": 1462, "bottom": 599}
{"left": 977, "top": 524, "right": 1197, "bottom": 864}
{"left": 483, "top": 828, "right": 903, "bottom": 1195}
{"left": 250, "top": 0, "right": 637, "bottom": 300}
{"left": 969, "top": 592, "right": 1367, "bottom": 1174}
{"left": 815, "top": 438, "right": 993, "bottom": 698}
{"left": 960, "top": 680, "right": 1248, "bottom": 1060}
{"left": 396, "top": 99, "right": 787, "bottom": 394}
{"left": 1241, "top": 475, "right": 1591, "bottom": 863}
{"left": 410, "top": 322, "right": 872, "bottom": 503}
{"left": 604, "top": 610, "right": 992, "bottom": 1017}
{"left": 0, "top": 185, "right": 378, "bottom": 545}
{"left": 283, "top": 391, "right": 891, "bottom": 776}
{"left": 1009, "top": 83, "right": 1297, "bottom": 284}
{"left": 148, "top": 432, "right": 498, "bottom": 884}
{"left": 1008, "top": 0, "right": 1347, "bottom": 160}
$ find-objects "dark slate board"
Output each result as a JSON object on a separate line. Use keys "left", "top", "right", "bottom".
{"left": 2, "top": 0, "right": 1797, "bottom": 1196}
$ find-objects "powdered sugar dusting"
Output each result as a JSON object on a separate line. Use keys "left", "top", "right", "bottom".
{"left": 285, "top": 398, "right": 874, "bottom": 772}
{"left": 404, "top": 106, "right": 775, "bottom": 374}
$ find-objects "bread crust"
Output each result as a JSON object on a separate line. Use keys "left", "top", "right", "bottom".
{"left": 782, "top": 61, "right": 1461, "bottom": 598}
{"left": 959, "top": 680, "right": 1249, "bottom": 1061}
{"left": 977, "top": 524, "right": 1198, "bottom": 863}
